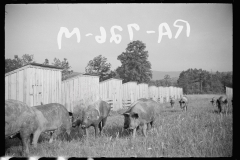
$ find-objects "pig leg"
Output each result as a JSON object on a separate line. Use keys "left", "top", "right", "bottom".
{"left": 50, "top": 129, "right": 61, "bottom": 143}
{"left": 49, "top": 131, "right": 54, "bottom": 143}
{"left": 86, "top": 128, "right": 89, "bottom": 138}
{"left": 83, "top": 128, "right": 89, "bottom": 138}
{"left": 94, "top": 125, "right": 99, "bottom": 138}
{"left": 65, "top": 129, "right": 71, "bottom": 141}
{"left": 147, "top": 123, "right": 151, "bottom": 130}
{"left": 98, "top": 121, "right": 103, "bottom": 136}
{"left": 19, "top": 130, "right": 30, "bottom": 156}
{"left": 149, "top": 121, "right": 154, "bottom": 130}
{"left": 99, "top": 117, "right": 108, "bottom": 135}
{"left": 32, "top": 129, "right": 42, "bottom": 148}
{"left": 184, "top": 104, "right": 187, "bottom": 111}
{"left": 132, "top": 128, "right": 137, "bottom": 138}
{"left": 142, "top": 124, "right": 147, "bottom": 137}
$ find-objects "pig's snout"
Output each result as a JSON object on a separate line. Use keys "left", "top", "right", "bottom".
{"left": 124, "top": 125, "right": 129, "bottom": 129}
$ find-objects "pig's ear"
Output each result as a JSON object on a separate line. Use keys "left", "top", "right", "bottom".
{"left": 117, "top": 109, "right": 128, "bottom": 115}
{"left": 131, "top": 112, "right": 139, "bottom": 119}
{"left": 123, "top": 112, "right": 130, "bottom": 116}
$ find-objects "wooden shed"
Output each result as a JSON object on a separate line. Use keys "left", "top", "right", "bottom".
{"left": 148, "top": 86, "right": 158, "bottom": 102}
{"left": 5, "top": 63, "right": 63, "bottom": 107}
{"left": 162, "top": 87, "right": 168, "bottom": 103}
{"left": 180, "top": 88, "right": 183, "bottom": 97}
{"left": 169, "top": 86, "right": 174, "bottom": 99}
{"left": 136, "top": 83, "right": 149, "bottom": 100}
{"left": 61, "top": 74, "right": 99, "bottom": 113}
{"left": 226, "top": 87, "right": 233, "bottom": 100}
{"left": 158, "top": 86, "right": 164, "bottom": 103}
{"left": 176, "top": 87, "right": 181, "bottom": 99}
{"left": 165, "top": 87, "right": 170, "bottom": 102}
{"left": 122, "top": 81, "right": 138, "bottom": 104}
{"left": 170, "top": 86, "right": 176, "bottom": 99}
{"left": 174, "top": 87, "right": 178, "bottom": 99}
{"left": 99, "top": 78, "right": 122, "bottom": 111}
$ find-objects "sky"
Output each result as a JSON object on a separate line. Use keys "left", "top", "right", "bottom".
{"left": 5, "top": 4, "right": 232, "bottom": 73}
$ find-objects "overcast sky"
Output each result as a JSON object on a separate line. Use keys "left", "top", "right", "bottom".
{"left": 5, "top": 4, "right": 232, "bottom": 73}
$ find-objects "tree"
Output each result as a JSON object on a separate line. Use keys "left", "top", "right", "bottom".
{"left": 5, "top": 54, "right": 35, "bottom": 73}
{"left": 177, "top": 68, "right": 231, "bottom": 94}
{"left": 116, "top": 40, "right": 152, "bottom": 83}
{"left": 164, "top": 74, "right": 171, "bottom": 86}
{"left": 43, "top": 59, "right": 49, "bottom": 65}
{"left": 148, "top": 80, "right": 156, "bottom": 87}
{"left": 21, "top": 54, "right": 35, "bottom": 66}
{"left": 85, "top": 55, "right": 114, "bottom": 82}
{"left": 52, "top": 58, "right": 73, "bottom": 80}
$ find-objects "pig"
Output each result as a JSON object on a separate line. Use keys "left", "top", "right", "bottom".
{"left": 170, "top": 97, "right": 175, "bottom": 108}
{"left": 5, "top": 99, "right": 37, "bottom": 156}
{"left": 121, "top": 98, "right": 158, "bottom": 138}
{"left": 216, "top": 96, "right": 229, "bottom": 113}
{"left": 210, "top": 97, "right": 217, "bottom": 107}
{"left": 72, "top": 100, "right": 112, "bottom": 138}
{"left": 31, "top": 103, "right": 72, "bottom": 145}
{"left": 5, "top": 100, "right": 72, "bottom": 156}
{"left": 71, "top": 109, "right": 86, "bottom": 136}
{"left": 179, "top": 96, "right": 188, "bottom": 111}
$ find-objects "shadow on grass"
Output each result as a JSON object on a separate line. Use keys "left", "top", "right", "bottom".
{"left": 103, "top": 125, "right": 131, "bottom": 138}
{"left": 67, "top": 127, "right": 86, "bottom": 140}
{"left": 5, "top": 132, "right": 51, "bottom": 155}
{"left": 5, "top": 136, "right": 22, "bottom": 153}
{"left": 161, "top": 109, "right": 182, "bottom": 113}
{"left": 209, "top": 109, "right": 232, "bottom": 114}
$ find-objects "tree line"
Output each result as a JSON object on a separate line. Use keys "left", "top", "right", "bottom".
{"left": 5, "top": 54, "right": 73, "bottom": 81}
{"left": 177, "top": 68, "right": 232, "bottom": 94}
{"left": 5, "top": 40, "right": 232, "bottom": 94}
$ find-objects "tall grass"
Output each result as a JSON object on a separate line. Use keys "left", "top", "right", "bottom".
{"left": 5, "top": 94, "right": 232, "bottom": 157}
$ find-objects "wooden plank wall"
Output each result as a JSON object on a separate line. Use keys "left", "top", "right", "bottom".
{"left": 5, "top": 76, "right": 8, "bottom": 100}
{"left": 6, "top": 65, "right": 185, "bottom": 110}
{"left": 136, "top": 83, "right": 149, "bottom": 100}
{"left": 162, "top": 87, "right": 166, "bottom": 103}
{"left": 173, "top": 87, "right": 177, "bottom": 99}
{"left": 166, "top": 87, "right": 170, "bottom": 102}
{"left": 226, "top": 87, "right": 233, "bottom": 100}
{"left": 99, "top": 78, "right": 122, "bottom": 111}
{"left": 5, "top": 65, "right": 62, "bottom": 107}
{"left": 158, "top": 86, "right": 163, "bottom": 103}
{"left": 61, "top": 75, "right": 100, "bottom": 113}
{"left": 169, "top": 86, "right": 173, "bottom": 99}
{"left": 177, "top": 87, "right": 181, "bottom": 99}
{"left": 148, "top": 86, "right": 158, "bottom": 102}
{"left": 122, "top": 82, "right": 138, "bottom": 104}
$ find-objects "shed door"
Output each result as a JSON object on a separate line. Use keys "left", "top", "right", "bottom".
{"left": 30, "top": 84, "right": 43, "bottom": 106}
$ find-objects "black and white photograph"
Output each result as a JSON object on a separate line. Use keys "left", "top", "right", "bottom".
{"left": 5, "top": 3, "right": 232, "bottom": 157}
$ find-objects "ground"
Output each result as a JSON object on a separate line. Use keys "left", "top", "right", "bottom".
{"left": 5, "top": 94, "right": 232, "bottom": 157}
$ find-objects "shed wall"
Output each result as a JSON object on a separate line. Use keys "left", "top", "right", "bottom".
{"left": 122, "top": 82, "right": 138, "bottom": 104}
{"left": 148, "top": 86, "right": 158, "bottom": 102}
{"left": 136, "top": 83, "right": 149, "bottom": 100}
{"left": 5, "top": 65, "right": 62, "bottom": 107}
{"left": 61, "top": 75, "right": 99, "bottom": 113}
{"left": 99, "top": 78, "right": 122, "bottom": 111}
{"left": 226, "top": 87, "right": 233, "bottom": 100}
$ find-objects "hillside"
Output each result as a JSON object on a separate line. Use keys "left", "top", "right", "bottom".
{"left": 67, "top": 71, "right": 181, "bottom": 81}
{"left": 151, "top": 71, "right": 181, "bottom": 80}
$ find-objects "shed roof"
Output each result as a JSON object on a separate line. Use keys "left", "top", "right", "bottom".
{"left": 26, "top": 62, "right": 64, "bottom": 69}
{"left": 5, "top": 63, "right": 63, "bottom": 77}
{"left": 62, "top": 73, "right": 99, "bottom": 83}
{"left": 100, "top": 78, "right": 123, "bottom": 83}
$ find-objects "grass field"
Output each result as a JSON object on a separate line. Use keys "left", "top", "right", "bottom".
{"left": 5, "top": 94, "right": 233, "bottom": 157}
